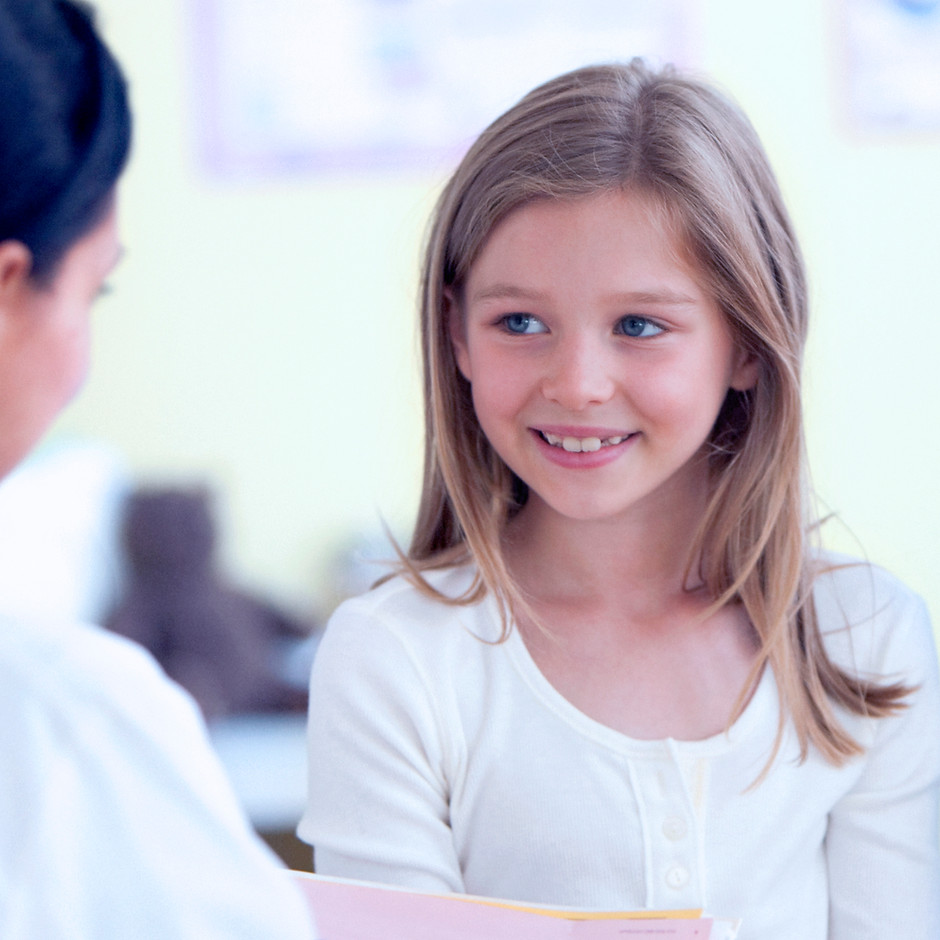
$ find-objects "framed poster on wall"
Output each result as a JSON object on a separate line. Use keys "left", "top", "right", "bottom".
{"left": 188, "top": 0, "right": 701, "bottom": 177}
{"left": 835, "top": 0, "right": 940, "bottom": 133}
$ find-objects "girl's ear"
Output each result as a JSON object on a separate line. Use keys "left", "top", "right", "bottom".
{"left": 730, "top": 348, "right": 759, "bottom": 392}
{"left": 445, "top": 288, "right": 472, "bottom": 382}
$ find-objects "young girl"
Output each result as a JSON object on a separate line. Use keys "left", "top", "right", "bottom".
{"left": 300, "top": 60, "right": 940, "bottom": 938}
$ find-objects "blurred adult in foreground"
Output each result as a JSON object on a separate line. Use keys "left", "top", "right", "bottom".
{"left": 0, "top": 2, "right": 316, "bottom": 936}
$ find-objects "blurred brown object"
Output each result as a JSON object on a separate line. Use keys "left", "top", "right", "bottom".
{"left": 107, "top": 486, "right": 312, "bottom": 720}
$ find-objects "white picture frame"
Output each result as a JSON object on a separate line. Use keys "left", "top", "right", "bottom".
{"left": 188, "top": 0, "right": 701, "bottom": 176}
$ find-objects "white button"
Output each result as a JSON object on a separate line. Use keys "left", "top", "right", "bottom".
{"left": 665, "top": 865, "right": 690, "bottom": 889}
{"left": 662, "top": 816, "right": 687, "bottom": 841}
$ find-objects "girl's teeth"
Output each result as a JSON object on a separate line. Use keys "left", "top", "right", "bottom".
{"left": 542, "top": 432, "right": 626, "bottom": 452}
{"left": 562, "top": 437, "right": 601, "bottom": 453}
{"left": 566, "top": 436, "right": 600, "bottom": 453}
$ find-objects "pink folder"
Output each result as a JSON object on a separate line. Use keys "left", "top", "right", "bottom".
{"left": 291, "top": 872, "right": 727, "bottom": 940}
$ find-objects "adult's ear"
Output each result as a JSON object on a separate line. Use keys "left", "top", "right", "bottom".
{"left": 445, "top": 287, "right": 472, "bottom": 382}
{"left": 0, "top": 241, "right": 34, "bottom": 306}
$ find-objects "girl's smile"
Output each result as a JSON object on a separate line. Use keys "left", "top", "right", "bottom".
{"left": 451, "top": 188, "right": 757, "bottom": 526}
{"left": 531, "top": 427, "right": 638, "bottom": 470}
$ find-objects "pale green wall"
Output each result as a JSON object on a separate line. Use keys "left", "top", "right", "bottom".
{"left": 55, "top": 0, "right": 940, "bottom": 630}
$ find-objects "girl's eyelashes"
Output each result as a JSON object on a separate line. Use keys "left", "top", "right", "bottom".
{"left": 615, "top": 315, "right": 664, "bottom": 338}
{"left": 499, "top": 313, "right": 548, "bottom": 334}
{"left": 494, "top": 312, "right": 665, "bottom": 337}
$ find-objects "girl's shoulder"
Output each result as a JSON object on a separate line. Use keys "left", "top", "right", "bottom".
{"left": 333, "top": 564, "right": 485, "bottom": 624}
{"left": 811, "top": 551, "right": 935, "bottom": 680}
{"left": 310, "top": 565, "right": 509, "bottom": 724}
{"left": 339, "top": 563, "right": 479, "bottom": 612}
{"left": 319, "top": 563, "right": 503, "bottom": 657}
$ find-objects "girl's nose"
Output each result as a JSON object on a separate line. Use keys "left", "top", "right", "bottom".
{"left": 541, "top": 337, "right": 616, "bottom": 410}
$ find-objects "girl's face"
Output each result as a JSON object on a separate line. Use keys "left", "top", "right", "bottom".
{"left": 0, "top": 203, "right": 122, "bottom": 478}
{"left": 450, "top": 189, "right": 756, "bottom": 528}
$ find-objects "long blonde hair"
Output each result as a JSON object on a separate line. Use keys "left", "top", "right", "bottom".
{"left": 404, "top": 60, "right": 909, "bottom": 766}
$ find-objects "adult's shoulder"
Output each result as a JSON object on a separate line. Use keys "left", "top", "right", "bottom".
{"left": 811, "top": 552, "right": 936, "bottom": 682}
{"left": 0, "top": 614, "right": 196, "bottom": 726}
{"left": 0, "top": 613, "right": 231, "bottom": 809}
{"left": 0, "top": 618, "right": 317, "bottom": 937}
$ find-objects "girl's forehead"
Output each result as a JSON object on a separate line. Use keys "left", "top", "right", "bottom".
{"left": 485, "top": 187, "right": 686, "bottom": 246}
{"left": 464, "top": 189, "right": 700, "bottom": 286}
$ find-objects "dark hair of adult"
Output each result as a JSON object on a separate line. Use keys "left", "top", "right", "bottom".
{"left": 0, "top": 0, "right": 131, "bottom": 284}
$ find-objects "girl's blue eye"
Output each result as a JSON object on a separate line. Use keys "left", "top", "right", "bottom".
{"left": 616, "top": 316, "right": 663, "bottom": 338}
{"left": 502, "top": 313, "right": 547, "bottom": 334}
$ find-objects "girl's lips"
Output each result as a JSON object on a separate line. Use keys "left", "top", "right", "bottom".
{"left": 530, "top": 428, "right": 638, "bottom": 466}
{"left": 538, "top": 430, "right": 633, "bottom": 453}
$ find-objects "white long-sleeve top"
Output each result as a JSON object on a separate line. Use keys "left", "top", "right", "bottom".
{"left": 300, "top": 557, "right": 940, "bottom": 939}
{"left": 0, "top": 614, "right": 317, "bottom": 939}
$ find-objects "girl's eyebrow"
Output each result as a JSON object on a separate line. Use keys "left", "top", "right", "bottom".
{"left": 469, "top": 283, "right": 699, "bottom": 307}
{"left": 469, "top": 283, "right": 546, "bottom": 304}
{"left": 607, "top": 289, "right": 699, "bottom": 307}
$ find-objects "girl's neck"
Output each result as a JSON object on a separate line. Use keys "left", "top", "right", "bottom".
{"left": 499, "top": 466, "right": 762, "bottom": 742}
{"left": 505, "top": 472, "right": 711, "bottom": 613}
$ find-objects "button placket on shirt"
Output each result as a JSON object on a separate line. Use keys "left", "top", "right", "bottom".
{"left": 633, "top": 757, "right": 702, "bottom": 909}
